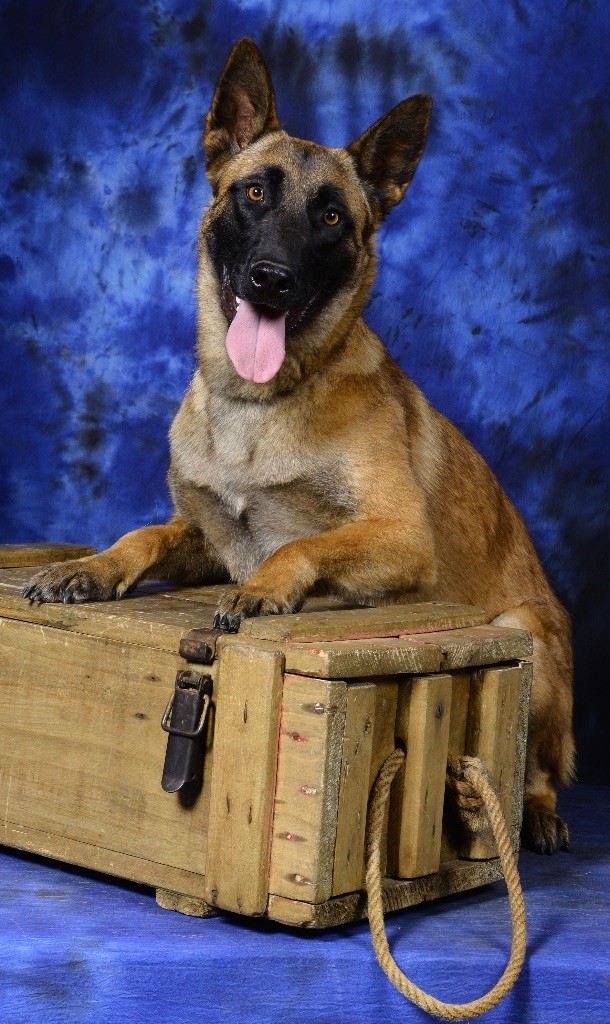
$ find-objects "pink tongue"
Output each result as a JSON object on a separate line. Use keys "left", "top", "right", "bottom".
{"left": 225, "top": 299, "right": 287, "bottom": 383}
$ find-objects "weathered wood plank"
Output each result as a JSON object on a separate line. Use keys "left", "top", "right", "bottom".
{"left": 204, "top": 644, "right": 284, "bottom": 915}
{"left": 267, "top": 857, "right": 504, "bottom": 928}
{"left": 155, "top": 889, "right": 217, "bottom": 918}
{"left": 387, "top": 674, "right": 453, "bottom": 878}
{"left": 398, "top": 625, "right": 533, "bottom": 670}
{"left": 284, "top": 636, "right": 442, "bottom": 678}
{"left": 0, "top": 543, "right": 97, "bottom": 568}
{"left": 461, "top": 664, "right": 523, "bottom": 859}
{"left": 0, "top": 572, "right": 219, "bottom": 652}
{"left": 0, "top": 819, "right": 211, "bottom": 898}
{"left": 0, "top": 617, "right": 209, "bottom": 874}
{"left": 510, "top": 661, "right": 532, "bottom": 853}
{"left": 367, "top": 681, "right": 399, "bottom": 878}
{"left": 332, "top": 683, "right": 377, "bottom": 896}
{"left": 268, "top": 674, "right": 347, "bottom": 904}
{"left": 239, "top": 603, "right": 487, "bottom": 643}
{"left": 440, "top": 672, "right": 472, "bottom": 862}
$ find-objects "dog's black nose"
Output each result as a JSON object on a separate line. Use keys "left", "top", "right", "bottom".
{"left": 249, "top": 261, "right": 296, "bottom": 304}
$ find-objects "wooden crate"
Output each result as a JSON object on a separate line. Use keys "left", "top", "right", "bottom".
{"left": 0, "top": 544, "right": 532, "bottom": 928}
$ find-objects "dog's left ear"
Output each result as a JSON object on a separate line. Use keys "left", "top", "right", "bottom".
{"left": 204, "top": 38, "right": 281, "bottom": 183}
{"left": 347, "top": 95, "right": 432, "bottom": 223}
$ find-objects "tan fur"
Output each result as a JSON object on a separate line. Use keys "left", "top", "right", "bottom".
{"left": 26, "top": 40, "right": 573, "bottom": 852}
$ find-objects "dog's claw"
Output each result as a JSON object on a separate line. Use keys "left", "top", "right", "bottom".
{"left": 212, "top": 611, "right": 221, "bottom": 629}
{"left": 521, "top": 804, "right": 570, "bottom": 855}
{"left": 221, "top": 612, "right": 242, "bottom": 633}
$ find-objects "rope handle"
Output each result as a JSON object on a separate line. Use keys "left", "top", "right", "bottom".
{"left": 365, "top": 749, "right": 527, "bottom": 1020}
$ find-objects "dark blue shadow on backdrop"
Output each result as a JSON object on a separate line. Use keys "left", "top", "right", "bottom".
{"left": 1, "top": 1, "right": 608, "bottom": 780}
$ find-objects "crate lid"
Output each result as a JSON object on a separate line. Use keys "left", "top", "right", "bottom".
{"left": 0, "top": 547, "right": 486, "bottom": 654}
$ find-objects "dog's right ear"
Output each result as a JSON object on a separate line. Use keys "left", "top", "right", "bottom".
{"left": 204, "top": 39, "right": 281, "bottom": 184}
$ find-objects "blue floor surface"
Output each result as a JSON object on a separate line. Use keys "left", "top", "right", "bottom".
{"left": 0, "top": 785, "right": 608, "bottom": 1024}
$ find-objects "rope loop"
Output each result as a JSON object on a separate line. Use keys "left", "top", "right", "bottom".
{"left": 365, "top": 748, "right": 527, "bottom": 1021}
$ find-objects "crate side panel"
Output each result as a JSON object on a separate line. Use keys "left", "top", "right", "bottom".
{"left": 0, "top": 617, "right": 209, "bottom": 875}
{"left": 0, "top": 820, "right": 209, "bottom": 898}
{"left": 268, "top": 675, "right": 347, "bottom": 903}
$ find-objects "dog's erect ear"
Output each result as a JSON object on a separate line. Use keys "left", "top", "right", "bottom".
{"left": 347, "top": 95, "right": 432, "bottom": 223}
{"left": 204, "top": 38, "right": 280, "bottom": 180}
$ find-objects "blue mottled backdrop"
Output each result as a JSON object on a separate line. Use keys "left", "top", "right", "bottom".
{"left": 1, "top": 1, "right": 608, "bottom": 782}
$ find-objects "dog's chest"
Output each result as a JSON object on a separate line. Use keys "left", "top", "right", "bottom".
{"left": 203, "top": 399, "right": 312, "bottom": 513}
{"left": 172, "top": 387, "right": 350, "bottom": 575}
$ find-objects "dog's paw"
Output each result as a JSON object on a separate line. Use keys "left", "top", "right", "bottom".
{"left": 22, "top": 556, "right": 135, "bottom": 605}
{"left": 445, "top": 761, "right": 489, "bottom": 837}
{"left": 521, "top": 801, "right": 570, "bottom": 855}
{"left": 212, "top": 587, "right": 300, "bottom": 632}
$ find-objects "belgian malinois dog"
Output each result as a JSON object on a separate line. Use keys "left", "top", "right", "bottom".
{"left": 24, "top": 39, "right": 573, "bottom": 853}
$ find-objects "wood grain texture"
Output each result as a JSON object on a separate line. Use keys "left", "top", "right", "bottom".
{"left": 332, "top": 683, "right": 377, "bottom": 896}
{"left": 0, "top": 617, "right": 210, "bottom": 875}
{"left": 0, "top": 543, "right": 97, "bottom": 568}
{"left": 204, "top": 643, "right": 284, "bottom": 915}
{"left": 461, "top": 664, "right": 523, "bottom": 859}
{"left": 510, "top": 661, "right": 532, "bottom": 854}
{"left": 267, "top": 857, "right": 504, "bottom": 928}
{"left": 387, "top": 674, "right": 453, "bottom": 878}
{"left": 0, "top": 819, "right": 210, "bottom": 897}
{"left": 283, "top": 636, "right": 442, "bottom": 678}
{"left": 268, "top": 674, "right": 347, "bottom": 903}
{"left": 0, "top": 568, "right": 219, "bottom": 652}
{"left": 367, "top": 681, "right": 399, "bottom": 878}
{"left": 238, "top": 603, "right": 487, "bottom": 643}
{"left": 399, "top": 625, "right": 533, "bottom": 670}
{"left": 440, "top": 671, "right": 472, "bottom": 862}
{"left": 155, "top": 889, "right": 217, "bottom": 917}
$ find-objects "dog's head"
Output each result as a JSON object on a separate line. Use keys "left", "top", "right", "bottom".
{"left": 197, "top": 38, "right": 431, "bottom": 396}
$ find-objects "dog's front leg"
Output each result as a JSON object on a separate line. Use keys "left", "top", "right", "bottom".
{"left": 24, "top": 516, "right": 227, "bottom": 604}
{"left": 213, "top": 518, "right": 436, "bottom": 630}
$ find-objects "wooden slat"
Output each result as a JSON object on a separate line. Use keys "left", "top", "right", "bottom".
{"left": 0, "top": 543, "right": 96, "bottom": 568}
{"left": 440, "top": 672, "right": 472, "bottom": 862}
{"left": 398, "top": 625, "right": 533, "bottom": 670}
{"left": 367, "top": 681, "right": 399, "bottom": 878}
{"left": 510, "top": 661, "right": 532, "bottom": 853}
{"left": 284, "top": 636, "right": 442, "bottom": 678}
{"left": 0, "top": 569, "right": 223, "bottom": 651}
{"left": 332, "top": 683, "right": 376, "bottom": 895}
{"left": 387, "top": 674, "right": 453, "bottom": 878}
{"left": 267, "top": 857, "right": 504, "bottom": 928}
{"left": 461, "top": 664, "right": 523, "bottom": 859}
{"left": 268, "top": 674, "right": 347, "bottom": 904}
{"left": 239, "top": 603, "right": 487, "bottom": 643}
{"left": 204, "top": 644, "right": 284, "bottom": 915}
{"left": 0, "top": 617, "right": 210, "bottom": 875}
{"left": 0, "top": 819, "right": 210, "bottom": 899}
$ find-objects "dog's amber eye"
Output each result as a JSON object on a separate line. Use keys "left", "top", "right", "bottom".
{"left": 323, "top": 209, "right": 341, "bottom": 226}
{"left": 247, "top": 185, "right": 264, "bottom": 202}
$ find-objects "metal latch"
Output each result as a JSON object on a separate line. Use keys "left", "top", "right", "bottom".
{"left": 161, "top": 669, "right": 213, "bottom": 794}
